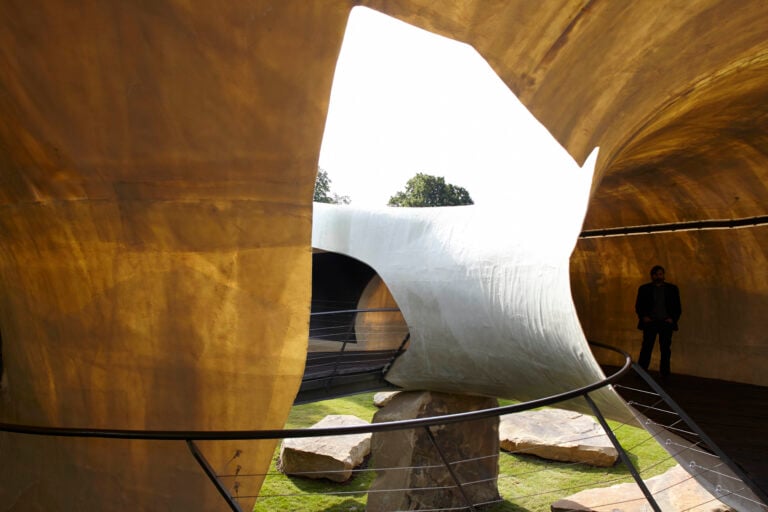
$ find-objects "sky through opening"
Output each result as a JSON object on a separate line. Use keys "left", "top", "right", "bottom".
{"left": 319, "top": 7, "right": 594, "bottom": 227}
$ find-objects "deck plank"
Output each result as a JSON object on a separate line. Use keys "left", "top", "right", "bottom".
{"left": 611, "top": 368, "right": 768, "bottom": 503}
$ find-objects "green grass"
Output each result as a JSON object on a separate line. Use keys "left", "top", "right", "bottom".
{"left": 253, "top": 393, "right": 677, "bottom": 511}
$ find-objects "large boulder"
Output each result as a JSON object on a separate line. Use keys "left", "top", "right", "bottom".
{"left": 366, "top": 391, "right": 500, "bottom": 511}
{"left": 500, "top": 408, "right": 618, "bottom": 467}
{"left": 551, "top": 464, "right": 736, "bottom": 511}
{"left": 278, "top": 414, "right": 372, "bottom": 482}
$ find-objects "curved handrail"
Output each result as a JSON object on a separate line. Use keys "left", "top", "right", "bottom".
{"left": 0, "top": 341, "right": 632, "bottom": 440}
{"left": 579, "top": 214, "right": 768, "bottom": 238}
{"left": 0, "top": 342, "right": 658, "bottom": 512}
{"left": 310, "top": 307, "right": 401, "bottom": 316}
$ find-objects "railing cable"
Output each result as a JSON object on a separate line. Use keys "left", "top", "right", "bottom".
{"left": 5, "top": 341, "right": 764, "bottom": 511}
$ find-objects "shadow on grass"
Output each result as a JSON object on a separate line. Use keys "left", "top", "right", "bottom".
{"left": 485, "top": 503, "right": 535, "bottom": 511}
{"left": 286, "top": 472, "right": 373, "bottom": 494}
{"left": 255, "top": 472, "right": 370, "bottom": 511}
{"left": 319, "top": 498, "right": 366, "bottom": 511}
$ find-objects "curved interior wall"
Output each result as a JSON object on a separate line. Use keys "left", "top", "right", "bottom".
{"left": 2, "top": 1, "right": 768, "bottom": 510}
{"left": 0, "top": 2, "right": 350, "bottom": 510}
{"left": 355, "top": 275, "right": 409, "bottom": 352}
{"left": 569, "top": 42, "right": 768, "bottom": 387}
{"left": 571, "top": 227, "right": 768, "bottom": 386}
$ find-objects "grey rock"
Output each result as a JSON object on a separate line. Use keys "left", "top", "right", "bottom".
{"left": 279, "top": 414, "right": 371, "bottom": 482}
{"left": 551, "top": 464, "right": 736, "bottom": 511}
{"left": 500, "top": 408, "right": 618, "bottom": 467}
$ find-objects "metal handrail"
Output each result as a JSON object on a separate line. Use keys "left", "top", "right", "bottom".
{"left": 0, "top": 341, "right": 632, "bottom": 440}
{"left": 0, "top": 342, "right": 659, "bottom": 511}
{"left": 579, "top": 214, "right": 768, "bottom": 238}
{"left": 310, "top": 307, "right": 401, "bottom": 316}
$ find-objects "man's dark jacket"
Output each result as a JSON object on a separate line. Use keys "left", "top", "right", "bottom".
{"left": 635, "top": 282, "right": 682, "bottom": 331}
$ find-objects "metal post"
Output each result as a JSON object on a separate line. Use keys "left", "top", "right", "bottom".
{"left": 186, "top": 440, "right": 243, "bottom": 512}
{"left": 583, "top": 393, "right": 662, "bottom": 512}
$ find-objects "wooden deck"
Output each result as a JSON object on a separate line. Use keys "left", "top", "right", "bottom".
{"left": 610, "top": 367, "right": 768, "bottom": 504}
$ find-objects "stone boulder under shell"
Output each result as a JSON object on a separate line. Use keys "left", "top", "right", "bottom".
{"left": 367, "top": 391, "right": 501, "bottom": 512}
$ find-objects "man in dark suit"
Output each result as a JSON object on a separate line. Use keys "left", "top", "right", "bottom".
{"left": 635, "top": 265, "right": 682, "bottom": 377}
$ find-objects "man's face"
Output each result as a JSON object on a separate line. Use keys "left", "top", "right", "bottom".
{"left": 652, "top": 269, "right": 665, "bottom": 284}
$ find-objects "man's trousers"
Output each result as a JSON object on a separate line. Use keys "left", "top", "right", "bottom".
{"left": 638, "top": 321, "right": 674, "bottom": 376}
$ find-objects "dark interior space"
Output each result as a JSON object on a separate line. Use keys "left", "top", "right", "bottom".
{"left": 310, "top": 252, "right": 376, "bottom": 344}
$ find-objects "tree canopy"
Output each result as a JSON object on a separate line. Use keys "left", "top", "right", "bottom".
{"left": 388, "top": 173, "right": 474, "bottom": 207}
{"left": 314, "top": 168, "right": 350, "bottom": 205}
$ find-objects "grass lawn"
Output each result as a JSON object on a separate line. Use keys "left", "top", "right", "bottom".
{"left": 252, "top": 392, "right": 677, "bottom": 511}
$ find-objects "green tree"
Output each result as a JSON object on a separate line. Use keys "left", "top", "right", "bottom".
{"left": 387, "top": 173, "right": 474, "bottom": 207}
{"left": 314, "top": 168, "right": 350, "bottom": 205}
